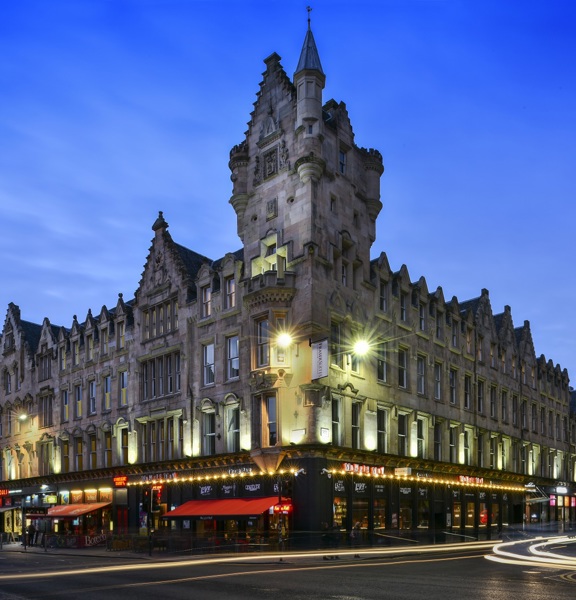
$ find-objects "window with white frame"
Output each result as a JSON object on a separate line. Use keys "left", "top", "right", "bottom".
{"left": 398, "top": 348, "right": 408, "bottom": 389}
{"left": 119, "top": 371, "right": 128, "bottom": 406}
{"left": 377, "top": 407, "right": 387, "bottom": 453}
{"left": 434, "top": 362, "right": 442, "bottom": 400}
{"left": 416, "top": 355, "right": 426, "bottom": 395}
{"left": 103, "top": 375, "right": 111, "bottom": 411}
{"left": 201, "top": 285, "right": 212, "bottom": 319}
{"left": 225, "top": 276, "right": 236, "bottom": 309}
{"left": 226, "top": 335, "right": 240, "bottom": 380}
{"left": 88, "top": 380, "right": 97, "bottom": 414}
{"left": 398, "top": 413, "right": 407, "bottom": 456}
{"left": 263, "top": 395, "right": 277, "bottom": 446}
{"left": 256, "top": 317, "right": 270, "bottom": 368}
{"left": 490, "top": 386, "right": 497, "bottom": 418}
{"left": 332, "top": 397, "right": 341, "bottom": 445}
{"left": 501, "top": 390, "right": 508, "bottom": 422}
{"left": 434, "top": 423, "right": 442, "bottom": 461}
{"left": 449, "top": 368, "right": 457, "bottom": 404}
{"left": 351, "top": 403, "right": 361, "bottom": 450}
{"left": 203, "top": 343, "right": 215, "bottom": 386}
{"left": 74, "top": 385, "right": 82, "bottom": 418}
{"left": 379, "top": 280, "right": 388, "bottom": 312}
{"left": 62, "top": 390, "right": 69, "bottom": 422}
{"left": 477, "top": 380, "right": 485, "bottom": 413}
{"left": 226, "top": 405, "right": 240, "bottom": 453}
{"left": 141, "top": 352, "right": 181, "bottom": 400}
{"left": 377, "top": 341, "right": 388, "bottom": 383}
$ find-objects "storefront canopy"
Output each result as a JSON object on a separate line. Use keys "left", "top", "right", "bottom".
{"left": 0, "top": 506, "right": 15, "bottom": 513}
{"left": 163, "top": 496, "right": 280, "bottom": 519}
{"left": 46, "top": 502, "right": 111, "bottom": 518}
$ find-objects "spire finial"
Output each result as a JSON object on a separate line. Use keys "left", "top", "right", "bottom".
{"left": 306, "top": 6, "right": 312, "bottom": 30}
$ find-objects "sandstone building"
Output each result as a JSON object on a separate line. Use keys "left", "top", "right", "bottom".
{"left": 1, "top": 24, "right": 574, "bottom": 546}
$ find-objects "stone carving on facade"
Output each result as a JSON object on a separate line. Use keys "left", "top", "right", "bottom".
{"left": 253, "top": 155, "right": 262, "bottom": 185}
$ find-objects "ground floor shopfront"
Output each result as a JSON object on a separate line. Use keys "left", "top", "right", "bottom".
{"left": 2, "top": 451, "right": 575, "bottom": 548}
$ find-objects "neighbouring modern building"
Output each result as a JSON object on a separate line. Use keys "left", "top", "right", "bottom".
{"left": 1, "top": 24, "right": 575, "bottom": 549}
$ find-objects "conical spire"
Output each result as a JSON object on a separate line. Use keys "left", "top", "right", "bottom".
{"left": 294, "top": 20, "right": 324, "bottom": 76}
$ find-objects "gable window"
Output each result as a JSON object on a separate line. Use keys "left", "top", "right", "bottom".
{"left": 225, "top": 276, "right": 236, "bottom": 309}
{"left": 419, "top": 304, "right": 426, "bottom": 331}
{"left": 59, "top": 346, "right": 67, "bottom": 370}
{"left": 201, "top": 285, "right": 212, "bottom": 319}
{"left": 399, "top": 293, "right": 407, "bottom": 322}
{"left": 379, "top": 280, "right": 388, "bottom": 312}
{"left": 117, "top": 321, "right": 125, "bottom": 350}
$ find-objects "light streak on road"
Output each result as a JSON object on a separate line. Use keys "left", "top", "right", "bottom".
{"left": 485, "top": 535, "right": 576, "bottom": 571}
{"left": 0, "top": 540, "right": 496, "bottom": 582}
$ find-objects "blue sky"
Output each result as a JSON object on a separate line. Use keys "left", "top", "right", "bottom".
{"left": 1, "top": 0, "right": 575, "bottom": 374}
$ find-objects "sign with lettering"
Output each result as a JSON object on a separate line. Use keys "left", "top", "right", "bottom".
{"left": 343, "top": 462, "right": 385, "bottom": 476}
{"left": 312, "top": 339, "right": 328, "bottom": 380}
{"left": 113, "top": 476, "right": 128, "bottom": 487}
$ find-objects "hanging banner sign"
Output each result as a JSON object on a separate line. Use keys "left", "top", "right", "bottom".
{"left": 311, "top": 339, "right": 328, "bottom": 379}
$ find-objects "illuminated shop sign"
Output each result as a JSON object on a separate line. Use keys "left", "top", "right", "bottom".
{"left": 342, "top": 463, "right": 385, "bottom": 476}
{"left": 113, "top": 476, "right": 128, "bottom": 488}
{"left": 0, "top": 489, "right": 9, "bottom": 497}
{"left": 274, "top": 503, "right": 293, "bottom": 514}
{"left": 458, "top": 475, "right": 484, "bottom": 485}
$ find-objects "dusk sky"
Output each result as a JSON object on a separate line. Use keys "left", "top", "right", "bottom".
{"left": 1, "top": 1, "right": 574, "bottom": 374}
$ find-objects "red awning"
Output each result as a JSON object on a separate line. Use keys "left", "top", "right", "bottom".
{"left": 46, "top": 502, "right": 111, "bottom": 518}
{"left": 163, "top": 496, "right": 279, "bottom": 519}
